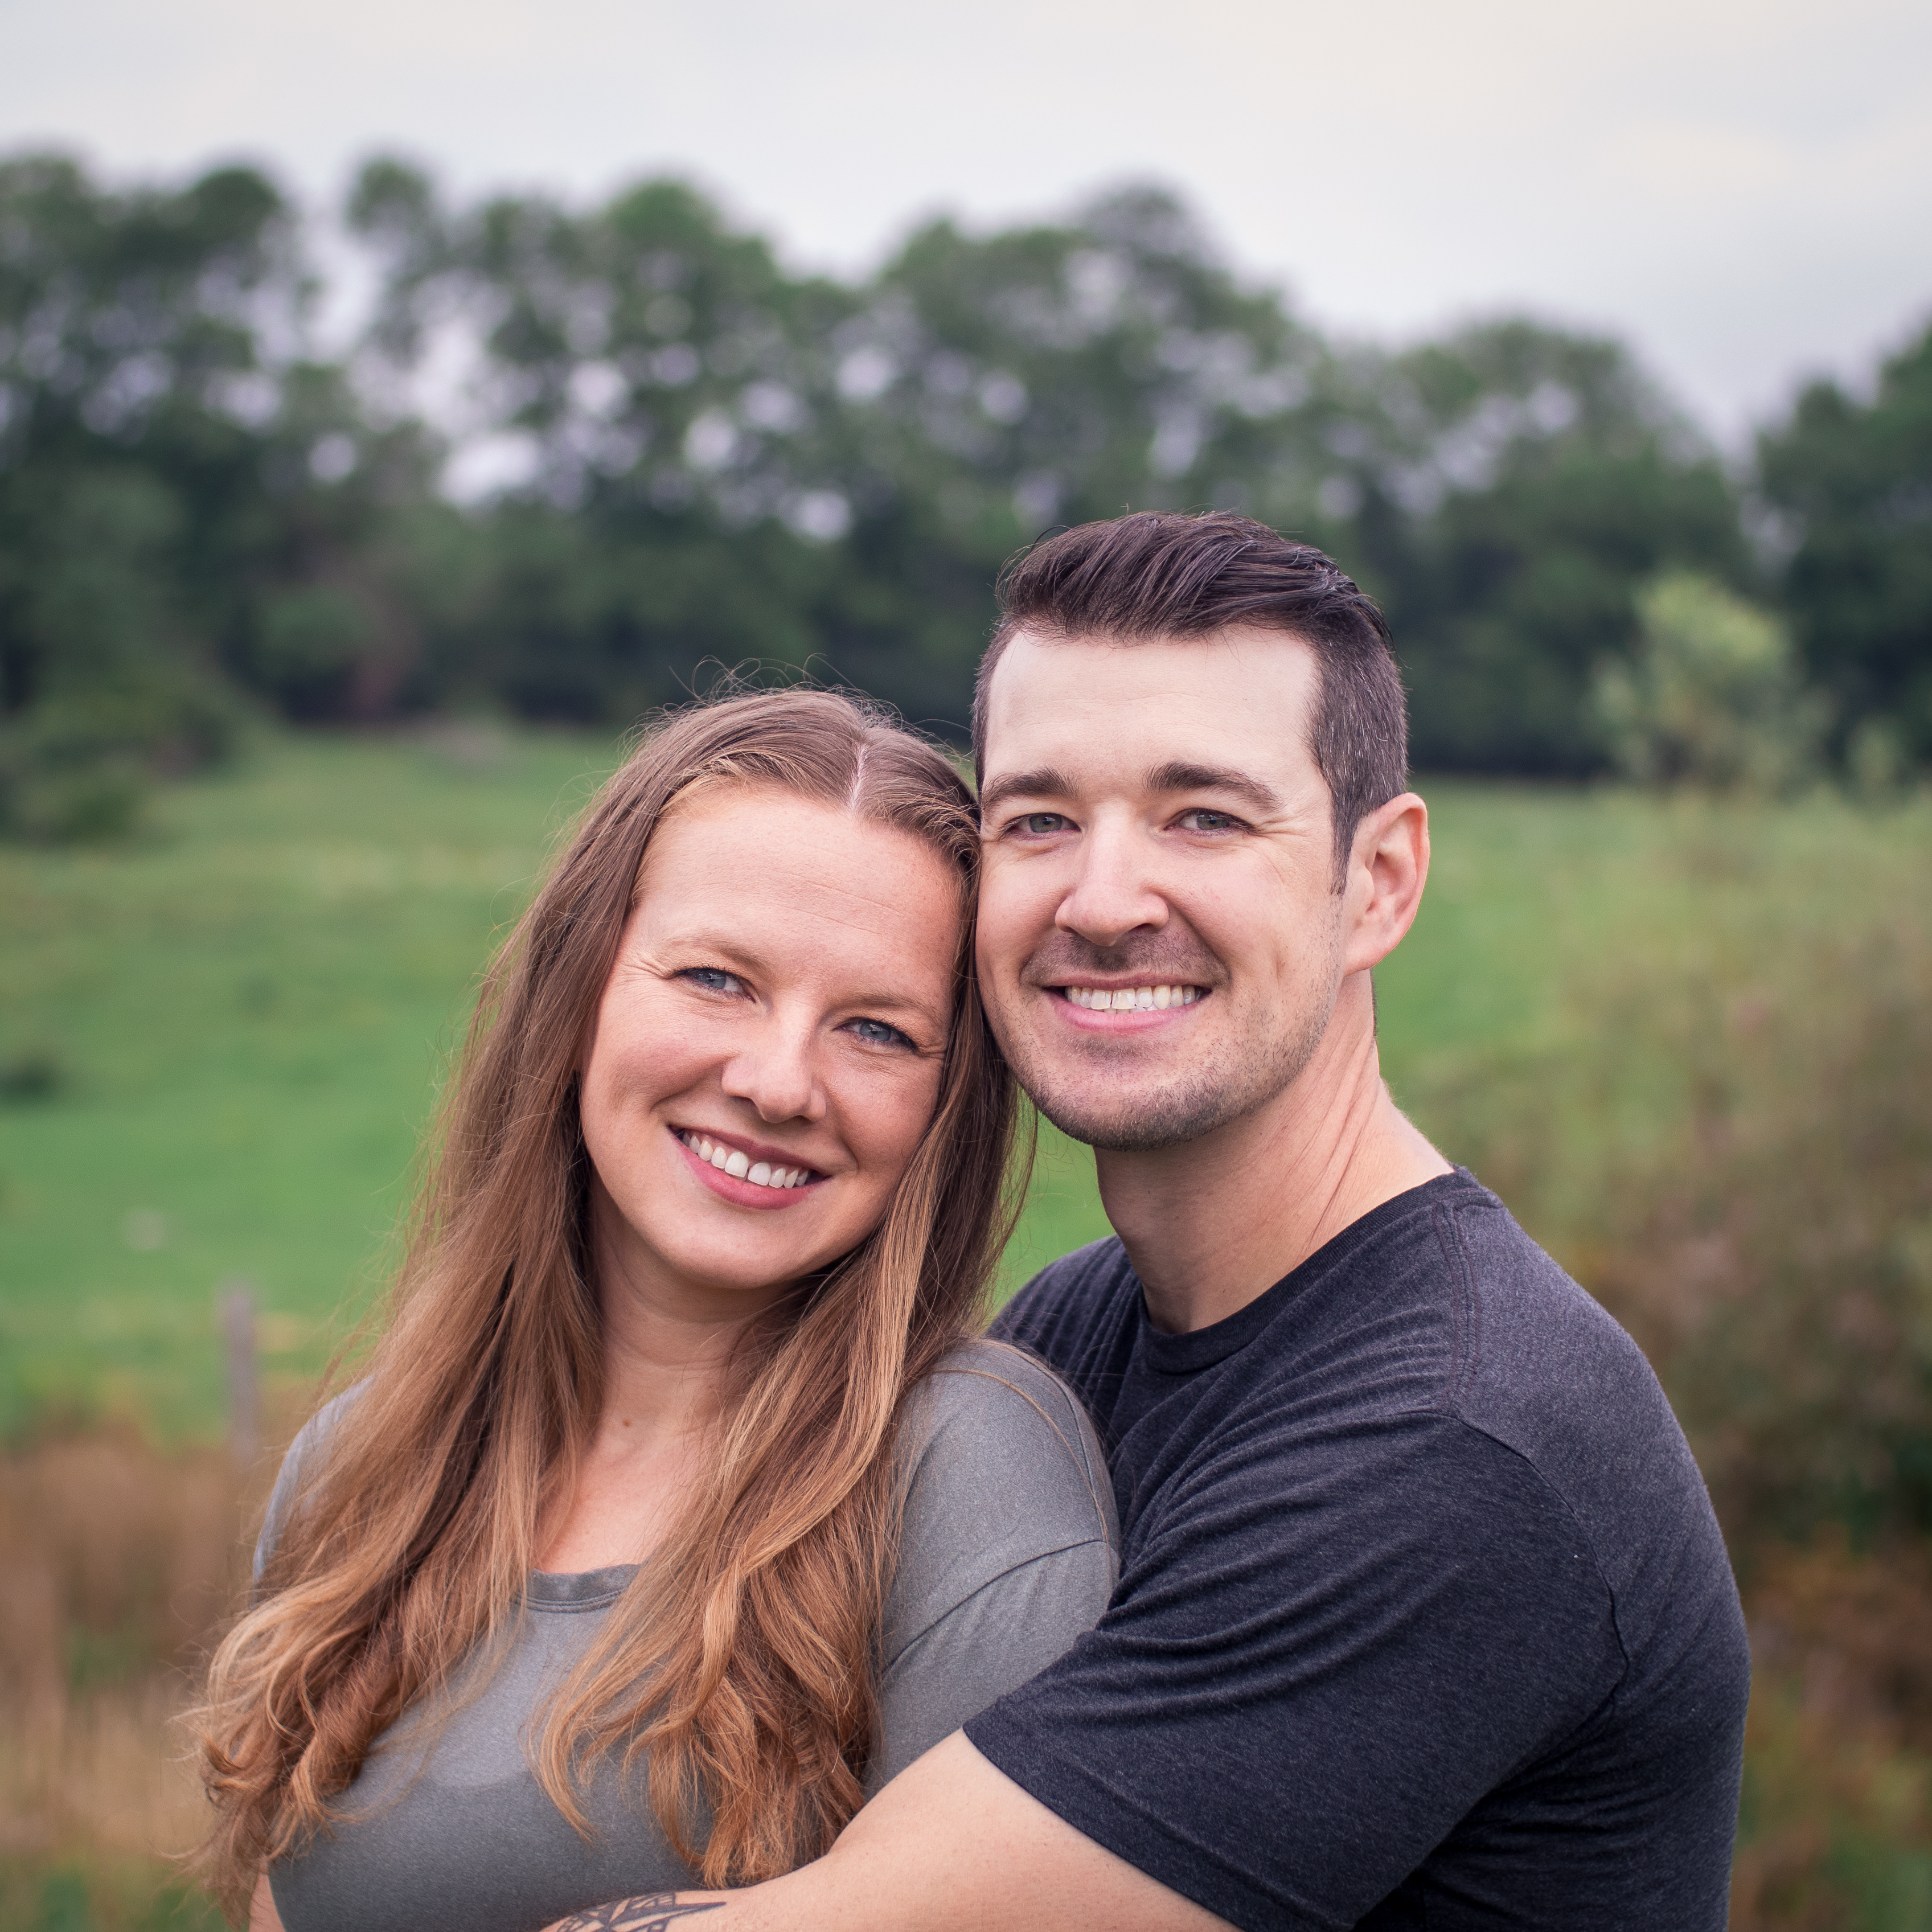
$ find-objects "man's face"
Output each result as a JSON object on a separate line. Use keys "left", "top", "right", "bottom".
{"left": 975, "top": 626, "right": 1347, "bottom": 1152}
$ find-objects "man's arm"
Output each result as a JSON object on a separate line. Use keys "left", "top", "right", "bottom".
{"left": 549, "top": 1733, "right": 1232, "bottom": 1932}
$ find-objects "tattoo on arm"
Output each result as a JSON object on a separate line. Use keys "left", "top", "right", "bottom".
{"left": 552, "top": 1897, "right": 725, "bottom": 1932}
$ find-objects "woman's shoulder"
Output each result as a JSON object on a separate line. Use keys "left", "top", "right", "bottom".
{"left": 254, "top": 1381, "right": 368, "bottom": 1580}
{"left": 890, "top": 1340, "right": 1118, "bottom": 1624}
{"left": 910, "top": 1339, "right": 1106, "bottom": 1475}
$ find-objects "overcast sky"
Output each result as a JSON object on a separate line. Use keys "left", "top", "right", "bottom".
{"left": 5, "top": 0, "right": 1929, "bottom": 444}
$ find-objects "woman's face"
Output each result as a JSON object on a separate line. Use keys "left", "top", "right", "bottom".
{"left": 579, "top": 783, "right": 963, "bottom": 1320}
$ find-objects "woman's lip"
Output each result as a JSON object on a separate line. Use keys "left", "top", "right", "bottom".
{"left": 672, "top": 1130, "right": 820, "bottom": 1209}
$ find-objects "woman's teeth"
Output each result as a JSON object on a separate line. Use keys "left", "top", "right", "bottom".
{"left": 677, "top": 1131, "right": 814, "bottom": 1189}
{"left": 1064, "top": 984, "right": 1202, "bottom": 1012}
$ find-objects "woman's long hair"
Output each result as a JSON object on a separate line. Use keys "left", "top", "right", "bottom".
{"left": 190, "top": 690, "right": 1020, "bottom": 1910}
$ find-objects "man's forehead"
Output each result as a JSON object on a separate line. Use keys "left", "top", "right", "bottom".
{"left": 982, "top": 624, "right": 1320, "bottom": 778}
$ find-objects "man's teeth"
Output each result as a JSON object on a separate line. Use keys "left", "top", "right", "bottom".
{"left": 1064, "top": 984, "right": 1202, "bottom": 1012}
{"left": 678, "top": 1132, "right": 814, "bottom": 1189}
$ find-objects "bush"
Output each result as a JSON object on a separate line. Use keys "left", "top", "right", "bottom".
{"left": 1413, "top": 821, "right": 1932, "bottom": 1552}
{"left": 0, "top": 664, "right": 245, "bottom": 843}
{"left": 1591, "top": 572, "right": 1827, "bottom": 791}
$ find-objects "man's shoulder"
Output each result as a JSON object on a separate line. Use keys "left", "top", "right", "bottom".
{"left": 1431, "top": 1183, "right": 1737, "bottom": 1634}
{"left": 1431, "top": 1180, "right": 1676, "bottom": 1453}
{"left": 990, "top": 1237, "right": 1136, "bottom": 1346}
{"left": 986, "top": 1239, "right": 1142, "bottom": 1428}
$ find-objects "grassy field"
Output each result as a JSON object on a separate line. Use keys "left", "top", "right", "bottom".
{"left": 0, "top": 724, "right": 1746, "bottom": 1439}
{"left": 4, "top": 731, "right": 1931, "bottom": 1930}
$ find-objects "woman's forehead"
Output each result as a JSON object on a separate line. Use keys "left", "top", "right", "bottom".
{"left": 633, "top": 791, "right": 963, "bottom": 954}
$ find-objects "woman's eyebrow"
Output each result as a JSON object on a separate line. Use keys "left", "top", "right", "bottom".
{"left": 1145, "top": 761, "right": 1283, "bottom": 815}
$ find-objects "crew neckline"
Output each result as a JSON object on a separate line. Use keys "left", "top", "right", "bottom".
{"left": 1135, "top": 1169, "right": 1477, "bottom": 1376}
{"left": 526, "top": 1562, "right": 640, "bottom": 1611}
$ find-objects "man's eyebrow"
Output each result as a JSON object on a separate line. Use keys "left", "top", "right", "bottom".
{"left": 977, "top": 768, "right": 1077, "bottom": 816}
{"left": 1145, "top": 761, "right": 1283, "bottom": 815}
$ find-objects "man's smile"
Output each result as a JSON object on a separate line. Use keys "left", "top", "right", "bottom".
{"left": 1056, "top": 983, "right": 1205, "bottom": 1012}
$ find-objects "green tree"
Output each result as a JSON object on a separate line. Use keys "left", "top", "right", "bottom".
{"left": 821, "top": 185, "right": 1350, "bottom": 712}
{"left": 1757, "top": 321, "right": 1932, "bottom": 771}
{"left": 0, "top": 155, "right": 302, "bottom": 828}
{"left": 1336, "top": 322, "right": 1754, "bottom": 774}
{"left": 344, "top": 161, "right": 867, "bottom": 721}
{"left": 0, "top": 153, "right": 448, "bottom": 830}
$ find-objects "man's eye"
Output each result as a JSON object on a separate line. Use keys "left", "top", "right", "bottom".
{"left": 1014, "top": 813, "right": 1070, "bottom": 836}
{"left": 682, "top": 967, "right": 744, "bottom": 995}
{"left": 844, "top": 1016, "right": 916, "bottom": 1051}
{"left": 1176, "top": 809, "right": 1242, "bottom": 832}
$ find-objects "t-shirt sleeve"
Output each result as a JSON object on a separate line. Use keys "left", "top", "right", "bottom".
{"left": 867, "top": 1343, "right": 1118, "bottom": 1795}
{"left": 254, "top": 1385, "right": 363, "bottom": 1584}
{"left": 964, "top": 1410, "right": 1627, "bottom": 1932}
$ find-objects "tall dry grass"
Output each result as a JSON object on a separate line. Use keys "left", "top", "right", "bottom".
{"left": 0, "top": 1428, "right": 276, "bottom": 1929}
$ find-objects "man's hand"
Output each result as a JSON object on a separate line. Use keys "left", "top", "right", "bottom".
{"left": 544, "top": 1733, "right": 1230, "bottom": 1932}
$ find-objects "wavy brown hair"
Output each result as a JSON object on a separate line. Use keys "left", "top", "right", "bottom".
{"left": 190, "top": 690, "right": 1020, "bottom": 1911}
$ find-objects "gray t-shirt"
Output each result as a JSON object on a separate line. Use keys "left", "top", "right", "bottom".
{"left": 261, "top": 1340, "right": 1116, "bottom": 1932}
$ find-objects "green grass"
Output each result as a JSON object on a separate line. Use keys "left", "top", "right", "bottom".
{"left": 3, "top": 732, "right": 1929, "bottom": 1440}
{"left": 0, "top": 728, "right": 620, "bottom": 1439}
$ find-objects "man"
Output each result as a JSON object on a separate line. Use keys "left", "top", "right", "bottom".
{"left": 559, "top": 512, "right": 1750, "bottom": 1932}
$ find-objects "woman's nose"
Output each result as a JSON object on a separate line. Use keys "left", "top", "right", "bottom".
{"left": 719, "top": 1019, "right": 824, "bottom": 1124}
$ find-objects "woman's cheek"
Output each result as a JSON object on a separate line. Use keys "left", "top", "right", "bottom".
{"left": 868, "top": 1067, "right": 946, "bottom": 1176}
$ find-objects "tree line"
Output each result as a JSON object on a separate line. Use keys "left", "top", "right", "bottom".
{"left": 1, "top": 150, "right": 1926, "bottom": 834}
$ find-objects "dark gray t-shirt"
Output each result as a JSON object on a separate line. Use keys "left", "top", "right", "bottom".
{"left": 261, "top": 1341, "right": 1116, "bottom": 1932}
{"left": 971, "top": 1171, "right": 1751, "bottom": 1931}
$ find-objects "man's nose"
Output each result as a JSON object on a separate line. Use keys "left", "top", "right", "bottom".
{"left": 1056, "top": 818, "right": 1169, "bottom": 949}
{"left": 720, "top": 1015, "right": 825, "bottom": 1125}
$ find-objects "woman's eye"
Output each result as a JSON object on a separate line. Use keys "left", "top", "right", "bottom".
{"left": 682, "top": 967, "right": 745, "bottom": 995}
{"left": 1176, "top": 809, "right": 1242, "bottom": 833}
{"left": 844, "top": 1016, "right": 916, "bottom": 1051}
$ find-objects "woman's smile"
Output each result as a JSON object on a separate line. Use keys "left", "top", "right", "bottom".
{"left": 670, "top": 1125, "right": 824, "bottom": 1204}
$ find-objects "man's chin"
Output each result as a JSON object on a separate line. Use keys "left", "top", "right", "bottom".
{"left": 1029, "top": 1078, "right": 1245, "bottom": 1155}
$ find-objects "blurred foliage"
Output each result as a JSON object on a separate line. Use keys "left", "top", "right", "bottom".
{"left": 1759, "top": 327, "right": 1932, "bottom": 771}
{"left": 1392, "top": 788, "right": 1932, "bottom": 1924}
{"left": 5, "top": 149, "right": 1923, "bottom": 838}
{"left": 1402, "top": 793, "right": 1932, "bottom": 1553}
{"left": 1593, "top": 572, "right": 1826, "bottom": 791}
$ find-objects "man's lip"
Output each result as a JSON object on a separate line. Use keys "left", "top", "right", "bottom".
{"left": 1043, "top": 984, "right": 1211, "bottom": 1028}
{"left": 1043, "top": 981, "right": 1208, "bottom": 994}
{"left": 668, "top": 1124, "right": 827, "bottom": 1174}
{"left": 1041, "top": 981, "right": 1212, "bottom": 1004}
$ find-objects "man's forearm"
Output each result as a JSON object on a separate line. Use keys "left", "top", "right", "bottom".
{"left": 552, "top": 1898, "right": 727, "bottom": 1932}
{"left": 542, "top": 1734, "right": 1229, "bottom": 1932}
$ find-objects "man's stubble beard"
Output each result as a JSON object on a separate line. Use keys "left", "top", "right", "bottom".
{"left": 995, "top": 917, "right": 1347, "bottom": 1155}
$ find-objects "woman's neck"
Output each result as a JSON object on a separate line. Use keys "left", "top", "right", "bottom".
{"left": 536, "top": 1211, "right": 785, "bottom": 1573}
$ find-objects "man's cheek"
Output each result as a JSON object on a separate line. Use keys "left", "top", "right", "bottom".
{"left": 975, "top": 882, "right": 1034, "bottom": 973}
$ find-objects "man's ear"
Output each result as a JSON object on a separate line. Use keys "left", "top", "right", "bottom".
{"left": 1342, "top": 791, "right": 1430, "bottom": 977}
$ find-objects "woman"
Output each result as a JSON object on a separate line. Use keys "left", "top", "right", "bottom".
{"left": 192, "top": 691, "right": 1115, "bottom": 1930}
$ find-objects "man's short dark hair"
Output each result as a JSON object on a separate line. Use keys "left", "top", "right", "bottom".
{"left": 973, "top": 511, "right": 1408, "bottom": 885}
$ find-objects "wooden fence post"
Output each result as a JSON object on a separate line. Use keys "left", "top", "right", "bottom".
{"left": 222, "top": 1283, "right": 258, "bottom": 1472}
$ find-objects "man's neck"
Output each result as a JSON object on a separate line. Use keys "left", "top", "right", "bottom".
{"left": 1093, "top": 978, "right": 1452, "bottom": 1334}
